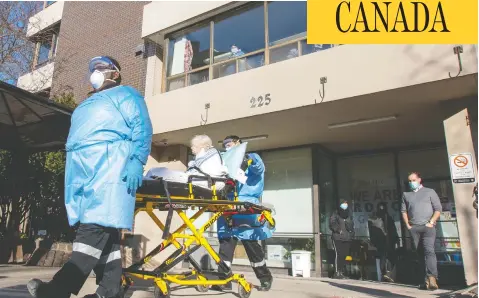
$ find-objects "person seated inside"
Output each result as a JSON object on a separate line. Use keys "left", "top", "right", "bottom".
{"left": 145, "top": 135, "right": 228, "bottom": 190}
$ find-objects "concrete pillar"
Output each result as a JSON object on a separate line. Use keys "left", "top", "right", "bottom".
{"left": 444, "top": 108, "right": 478, "bottom": 286}
{"left": 312, "top": 184, "right": 322, "bottom": 277}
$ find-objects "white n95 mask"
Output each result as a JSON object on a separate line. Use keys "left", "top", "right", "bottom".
{"left": 90, "top": 69, "right": 117, "bottom": 90}
{"left": 90, "top": 70, "right": 105, "bottom": 90}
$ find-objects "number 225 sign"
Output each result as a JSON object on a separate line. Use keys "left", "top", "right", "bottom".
{"left": 250, "top": 94, "right": 271, "bottom": 108}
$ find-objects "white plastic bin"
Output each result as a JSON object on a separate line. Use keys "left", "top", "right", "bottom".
{"left": 290, "top": 250, "right": 311, "bottom": 278}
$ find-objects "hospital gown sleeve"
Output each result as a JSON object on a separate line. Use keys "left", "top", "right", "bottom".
{"left": 247, "top": 153, "right": 265, "bottom": 175}
{"left": 117, "top": 86, "right": 153, "bottom": 165}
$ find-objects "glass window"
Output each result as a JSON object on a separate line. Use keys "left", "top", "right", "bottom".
{"left": 213, "top": 3, "right": 265, "bottom": 64}
{"left": 238, "top": 52, "right": 264, "bottom": 72}
{"left": 52, "top": 34, "right": 58, "bottom": 56}
{"left": 167, "top": 25, "right": 210, "bottom": 77}
{"left": 337, "top": 154, "right": 402, "bottom": 242}
{"left": 188, "top": 69, "right": 209, "bottom": 86}
{"left": 398, "top": 148, "right": 450, "bottom": 189}
{"left": 167, "top": 77, "right": 185, "bottom": 92}
{"left": 301, "top": 42, "right": 334, "bottom": 56}
{"left": 270, "top": 43, "right": 298, "bottom": 64}
{"left": 36, "top": 40, "right": 52, "bottom": 66}
{"left": 213, "top": 60, "right": 235, "bottom": 79}
{"left": 265, "top": 237, "right": 314, "bottom": 263}
{"left": 268, "top": 1, "right": 307, "bottom": 47}
{"left": 262, "top": 148, "right": 313, "bottom": 235}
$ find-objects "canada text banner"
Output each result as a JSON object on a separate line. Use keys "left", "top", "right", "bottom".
{"left": 307, "top": 0, "right": 478, "bottom": 44}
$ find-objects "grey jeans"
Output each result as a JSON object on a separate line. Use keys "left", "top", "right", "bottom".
{"left": 409, "top": 225, "right": 438, "bottom": 279}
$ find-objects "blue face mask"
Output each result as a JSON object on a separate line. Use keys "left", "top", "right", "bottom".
{"left": 409, "top": 181, "right": 420, "bottom": 190}
{"left": 340, "top": 203, "right": 348, "bottom": 210}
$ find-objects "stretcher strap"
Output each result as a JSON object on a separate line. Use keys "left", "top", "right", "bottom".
{"left": 222, "top": 207, "right": 256, "bottom": 216}
{"left": 162, "top": 180, "right": 174, "bottom": 240}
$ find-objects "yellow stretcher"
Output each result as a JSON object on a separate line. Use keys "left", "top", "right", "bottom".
{"left": 120, "top": 175, "right": 276, "bottom": 298}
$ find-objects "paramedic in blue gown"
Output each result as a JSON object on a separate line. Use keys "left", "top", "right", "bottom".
{"left": 213, "top": 135, "right": 274, "bottom": 292}
{"left": 27, "top": 56, "right": 153, "bottom": 298}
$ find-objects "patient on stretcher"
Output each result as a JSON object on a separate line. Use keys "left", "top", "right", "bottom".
{"left": 145, "top": 135, "right": 228, "bottom": 190}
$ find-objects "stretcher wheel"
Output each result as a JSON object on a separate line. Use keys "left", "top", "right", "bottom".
{"left": 154, "top": 283, "right": 170, "bottom": 298}
{"left": 238, "top": 283, "right": 252, "bottom": 298}
{"left": 195, "top": 285, "right": 209, "bottom": 292}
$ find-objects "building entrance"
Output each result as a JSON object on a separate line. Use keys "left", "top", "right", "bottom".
{"left": 326, "top": 147, "right": 465, "bottom": 285}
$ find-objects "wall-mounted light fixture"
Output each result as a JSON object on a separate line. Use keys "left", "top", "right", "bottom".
{"left": 328, "top": 115, "right": 398, "bottom": 129}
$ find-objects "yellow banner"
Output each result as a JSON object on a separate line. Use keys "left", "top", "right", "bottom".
{"left": 307, "top": 0, "right": 478, "bottom": 44}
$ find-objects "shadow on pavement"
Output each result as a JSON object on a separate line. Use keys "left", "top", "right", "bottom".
{"left": 322, "top": 281, "right": 417, "bottom": 298}
{"left": 127, "top": 277, "right": 252, "bottom": 298}
{"left": 0, "top": 284, "right": 29, "bottom": 298}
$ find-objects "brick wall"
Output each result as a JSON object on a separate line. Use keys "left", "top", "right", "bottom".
{"left": 50, "top": 1, "right": 150, "bottom": 102}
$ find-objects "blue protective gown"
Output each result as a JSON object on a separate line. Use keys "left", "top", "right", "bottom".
{"left": 217, "top": 153, "right": 275, "bottom": 240}
{"left": 64, "top": 85, "right": 153, "bottom": 230}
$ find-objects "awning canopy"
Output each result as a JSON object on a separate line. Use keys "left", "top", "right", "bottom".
{"left": 0, "top": 81, "right": 73, "bottom": 151}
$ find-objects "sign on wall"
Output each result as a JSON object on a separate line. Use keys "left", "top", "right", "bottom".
{"left": 449, "top": 153, "right": 476, "bottom": 184}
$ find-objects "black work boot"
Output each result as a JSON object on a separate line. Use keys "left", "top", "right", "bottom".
{"left": 258, "top": 276, "right": 273, "bottom": 291}
{"left": 27, "top": 279, "right": 44, "bottom": 298}
{"left": 27, "top": 279, "right": 70, "bottom": 298}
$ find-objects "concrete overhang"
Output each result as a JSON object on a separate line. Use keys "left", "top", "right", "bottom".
{"left": 26, "top": 2, "right": 64, "bottom": 38}
{"left": 151, "top": 75, "right": 478, "bottom": 154}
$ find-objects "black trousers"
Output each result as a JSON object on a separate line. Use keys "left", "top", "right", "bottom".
{"left": 332, "top": 239, "right": 351, "bottom": 273}
{"left": 218, "top": 237, "right": 272, "bottom": 282}
{"left": 49, "top": 224, "right": 122, "bottom": 297}
{"left": 378, "top": 248, "right": 395, "bottom": 275}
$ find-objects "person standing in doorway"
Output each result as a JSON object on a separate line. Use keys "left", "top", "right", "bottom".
{"left": 368, "top": 203, "right": 399, "bottom": 282}
{"left": 214, "top": 135, "right": 274, "bottom": 292}
{"left": 401, "top": 172, "right": 442, "bottom": 290}
{"left": 329, "top": 200, "right": 355, "bottom": 279}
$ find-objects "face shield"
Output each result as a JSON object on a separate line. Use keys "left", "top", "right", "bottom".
{"left": 223, "top": 138, "right": 240, "bottom": 151}
{"left": 82, "top": 56, "right": 120, "bottom": 91}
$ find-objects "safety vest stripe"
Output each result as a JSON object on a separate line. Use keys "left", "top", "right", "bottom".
{"left": 73, "top": 242, "right": 102, "bottom": 259}
{"left": 250, "top": 260, "right": 266, "bottom": 267}
{"left": 98, "top": 250, "right": 121, "bottom": 264}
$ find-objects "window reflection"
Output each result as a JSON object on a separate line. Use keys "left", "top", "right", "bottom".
{"left": 189, "top": 69, "right": 209, "bottom": 86}
{"left": 163, "top": 1, "right": 341, "bottom": 92}
{"left": 37, "top": 40, "right": 52, "bottom": 66}
{"left": 238, "top": 52, "right": 264, "bottom": 72}
{"left": 213, "top": 61, "right": 236, "bottom": 79}
{"left": 268, "top": 1, "right": 307, "bottom": 46}
{"left": 270, "top": 43, "right": 298, "bottom": 64}
{"left": 213, "top": 4, "right": 265, "bottom": 64}
{"left": 167, "top": 76, "right": 185, "bottom": 91}
{"left": 167, "top": 25, "right": 210, "bottom": 77}
{"left": 301, "top": 42, "right": 334, "bottom": 56}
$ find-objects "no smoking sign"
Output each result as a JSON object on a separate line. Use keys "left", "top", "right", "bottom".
{"left": 449, "top": 153, "right": 476, "bottom": 184}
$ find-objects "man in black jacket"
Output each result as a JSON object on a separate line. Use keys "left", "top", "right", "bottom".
{"left": 368, "top": 203, "right": 399, "bottom": 282}
{"left": 329, "top": 200, "right": 355, "bottom": 279}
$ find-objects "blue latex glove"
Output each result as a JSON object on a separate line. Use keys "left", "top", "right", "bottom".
{"left": 123, "top": 157, "right": 144, "bottom": 194}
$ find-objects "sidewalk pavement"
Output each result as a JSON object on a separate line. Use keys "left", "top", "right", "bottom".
{"left": 0, "top": 265, "right": 465, "bottom": 298}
